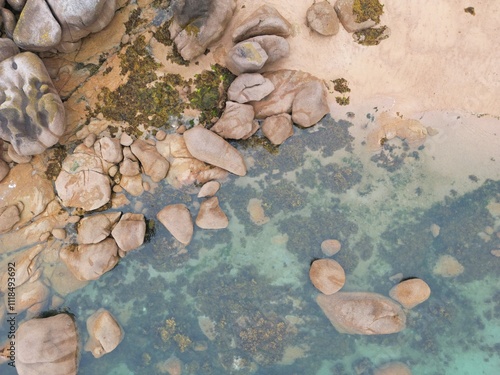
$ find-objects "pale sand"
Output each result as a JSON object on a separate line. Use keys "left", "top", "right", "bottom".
{"left": 208, "top": 0, "right": 500, "bottom": 116}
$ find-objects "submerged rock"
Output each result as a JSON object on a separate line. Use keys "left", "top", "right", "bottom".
{"left": 317, "top": 292, "right": 407, "bottom": 335}
{"left": 55, "top": 152, "right": 111, "bottom": 211}
{"left": 0, "top": 52, "right": 65, "bottom": 155}
{"left": 321, "top": 239, "right": 342, "bottom": 256}
{"left": 60, "top": 238, "right": 119, "bottom": 281}
{"left": 232, "top": 5, "right": 292, "bottom": 43}
{"left": 211, "top": 101, "right": 256, "bottom": 140}
{"left": 433, "top": 255, "right": 464, "bottom": 277}
{"left": 307, "top": 1, "right": 340, "bottom": 36}
{"left": 157, "top": 204, "right": 194, "bottom": 245}
{"left": 389, "top": 278, "right": 431, "bottom": 309}
{"left": 84, "top": 308, "right": 124, "bottom": 358}
{"left": 309, "top": 258, "right": 345, "bottom": 295}
{"left": 227, "top": 73, "right": 275, "bottom": 103}
{"left": 196, "top": 196, "right": 228, "bottom": 229}
{"left": 169, "top": 0, "right": 236, "bottom": 60}
{"left": 183, "top": 126, "right": 247, "bottom": 176}
{"left": 111, "top": 213, "right": 146, "bottom": 253}
{"left": 15, "top": 314, "right": 79, "bottom": 375}
{"left": 374, "top": 361, "right": 412, "bottom": 375}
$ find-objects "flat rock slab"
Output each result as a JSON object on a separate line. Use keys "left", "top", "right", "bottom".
{"left": 55, "top": 152, "right": 111, "bottom": 211}
{"left": 0, "top": 52, "right": 65, "bottom": 155}
{"left": 183, "top": 126, "right": 247, "bottom": 176}
{"left": 60, "top": 238, "right": 119, "bottom": 281}
{"left": 317, "top": 292, "right": 407, "bottom": 335}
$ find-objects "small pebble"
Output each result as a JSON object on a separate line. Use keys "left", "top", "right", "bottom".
{"left": 108, "top": 165, "right": 118, "bottom": 177}
{"left": 113, "top": 185, "right": 123, "bottom": 193}
{"left": 120, "top": 133, "right": 133, "bottom": 146}
{"left": 67, "top": 215, "right": 81, "bottom": 224}
{"left": 156, "top": 130, "right": 167, "bottom": 141}
{"left": 121, "top": 34, "right": 130, "bottom": 44}
{"left": 143, "top": 181, "right": 150, "bottom": 191}
{"left": 491, "top": 249, "right": 500, "bottom": 257}
{"left": 52, "top": 228, "right": 66, "bottom": 240}
{"left": 84, "top": 133, "right": 97, "bottom": 147}
{"left": 7, "top": 144, "right": 32, "bottom": 164}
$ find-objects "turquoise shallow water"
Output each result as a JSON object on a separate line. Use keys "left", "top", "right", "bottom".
{"left": 2, "top": 114, "right": 500, "bottom": 374}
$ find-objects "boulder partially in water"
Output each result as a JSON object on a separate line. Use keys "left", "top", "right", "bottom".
{"left": 261, "top": 113, "right": 293, "bottom": 145}
{"left": 157, "top": 203, "right": 194, "bottom": 245}
{"left": 15, "top": 314, "right": 79, "bottom": 375}
{"left": 196, "top": 196, "right": 228, "bottom": 229}
{"left": 84, "top": 308, "right": 124, "bottom": 358}
{"left": 309, "top": 259, "right": 345, "bottom": 295}
{"left": 317, "top": 292, "right": 407, "bottom": 335}
{"left": 183, "top": 126, "right": 247, "bottom": 176}
{"left": 111, "top": 213, "right": 146, "bottom": 253}
{"left": 60, "top": 238, "right": 119, "bottom": 281}
{"left": 389, "top": 278, "right": 431, "bottom": 309}
{"left": 211, "top": 101, "right": 256, "bottom": 140}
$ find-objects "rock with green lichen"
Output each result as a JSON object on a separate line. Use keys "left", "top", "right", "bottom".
{"left": 226, "top": 41, "right": 269, "bottom": 75}
{"left": 353, "top": 25, "right": 390, "bottom": 46}
{"left": 334, "top": 0, "right": 378, "bottom": 32}
{"left": 169, "top": 0, "right": 236, "bottom": 60}
{"left": 0, "top": 52, "right": 65, "bottom": 156}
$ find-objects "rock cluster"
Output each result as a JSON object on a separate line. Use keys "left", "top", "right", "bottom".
{"left": 1, "top": 0, "right": 117, "bottom": 52}
{"left": 227, "top": 5, "right": 291, "bottom": 75}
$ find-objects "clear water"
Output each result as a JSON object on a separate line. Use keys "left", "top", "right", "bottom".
{"left": 2, "top": 114, "right": 500, "bottom": 375}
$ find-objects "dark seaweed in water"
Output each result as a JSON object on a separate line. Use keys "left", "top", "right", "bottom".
{"left": 380, "top": 179, "right": 500, "bottom": 281}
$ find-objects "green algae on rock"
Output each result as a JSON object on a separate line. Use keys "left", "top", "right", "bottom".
{"left": 95, "top": 35, "right": 186, "bottom": 131}
{"left": 188, "top": 64, "right": 236, "bottom": 124}
{"left": 353, "top": 25, "right": 390, "bottom": 46}
{"left": 352, "top": 0, "right": 384, "bottom": 24}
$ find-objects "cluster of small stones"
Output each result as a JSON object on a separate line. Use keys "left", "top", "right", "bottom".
{"left": 310, "top": 238, "right": 430, "bottom": 346}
